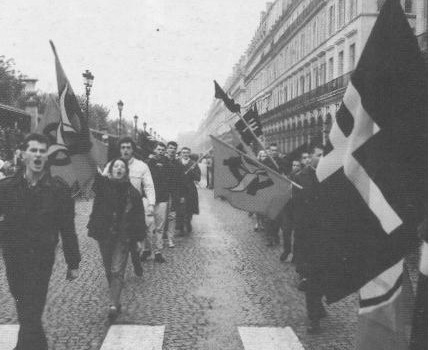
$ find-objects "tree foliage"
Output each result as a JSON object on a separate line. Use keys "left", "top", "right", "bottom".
{"left": 0, "top": 56, "right": 24, "bottom": 106}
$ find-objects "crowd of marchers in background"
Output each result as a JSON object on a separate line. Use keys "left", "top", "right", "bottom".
{"left": 0, "top": 124, "right": 25, "bottom": 179}
{"left": 247, "top": 142, "right": 327, "bottom": 334}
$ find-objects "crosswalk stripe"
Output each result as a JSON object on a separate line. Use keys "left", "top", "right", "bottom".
{"left": 100, "top": 325, "right": 165, "bottom": 350}
{"left": 238, "top": 327, "right": 304, "bottom": 350}
{"left": 0, "top": 325, "right": 19, "bottom": 349}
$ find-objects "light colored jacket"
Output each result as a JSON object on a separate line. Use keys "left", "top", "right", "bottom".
{"left": 103, "top": 157, "right": 155, "bottom": 206}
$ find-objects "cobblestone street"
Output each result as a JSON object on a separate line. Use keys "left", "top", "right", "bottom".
{"left": 0, "top": 189, "right": 358, "bottom": 350}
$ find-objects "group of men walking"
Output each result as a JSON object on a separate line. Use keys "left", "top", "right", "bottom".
{"left": 0, "top": 133, "right": 201, "bottom": 350}
{"left": 257, "top": 142, "right": 326, "bottom": 334}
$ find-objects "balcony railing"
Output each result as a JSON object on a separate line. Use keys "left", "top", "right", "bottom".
{"left": 261, "top": 71, "right": 352, "bottom": 122}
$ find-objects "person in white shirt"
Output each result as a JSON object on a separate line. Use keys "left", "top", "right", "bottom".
{"left": 103, "top": 137, "right": 155, "bottom": 275}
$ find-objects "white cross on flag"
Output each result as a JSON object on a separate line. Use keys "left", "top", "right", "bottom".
{"left": 313, "top": 0, "right": 426, "bottom": 306}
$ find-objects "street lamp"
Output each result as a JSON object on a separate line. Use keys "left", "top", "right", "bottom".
{"left": 82, "top": 70, "right": 94, "bottom": 120}
{"left": 133, "top": 115, "right": 138, "bottom": 140}
{"left": 143, "top": 122, "right": 147, "bottom": 133}
{"left": 117, "top": 100, "right": 124, "bottom": 136}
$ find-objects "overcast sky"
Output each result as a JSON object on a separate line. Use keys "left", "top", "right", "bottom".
{"left": 1, "top": 0, "right": 269, "bottom": 140}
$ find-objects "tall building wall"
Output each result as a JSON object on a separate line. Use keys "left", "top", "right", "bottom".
{"left": 196, "top": 0, "right": 425, "bottom": 154}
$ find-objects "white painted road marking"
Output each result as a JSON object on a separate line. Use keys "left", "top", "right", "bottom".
{"left": 0, "top": 325, "right": 19, "bottom": 349}
{"left": 238, "top": 327, "right": 304, "bottom": 350}
{"left": 100, "top": 325, "right": 165, "bottom": 350}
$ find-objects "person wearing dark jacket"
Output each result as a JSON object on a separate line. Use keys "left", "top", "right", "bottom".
{"left": 147, "top": 142, "right": 181, "bottom": 262}
{"left": 280, "top": 159, "right": 302, "bottom": 262}
{"left": 165, "top": 141, "right": 186, "bottom": 246}
{"left": 0, "top": 133, "right": 80, "bottom": 350}
{"left": 292, "top": 145, "right": 327, "bottom": 333}
{"left": 87, "top": 158, "right": 146, "bottom": 322}
{"left": 262, "top": 146, "right": 287, "bottom": 246}
{"left": 177, "top": 147, "right": 201, "bottom": 234}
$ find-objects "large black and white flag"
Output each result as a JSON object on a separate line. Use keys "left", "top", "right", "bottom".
{"left": 314, "top": 0, "right": 427, "bottom": 307}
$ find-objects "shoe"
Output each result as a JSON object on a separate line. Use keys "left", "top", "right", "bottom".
{"left": 168, "top": 239, "right": 175, "bottom": 248}
{"left": 297, "top": 278, "right": 309, "bottom": 292}
{"left": 280, "top": 251, "right": 288, "bottom": 262}
{"left": 140, "top": 250, "right": 151, "bottom": 262}
{"left": 108, "top": 305, "right": 121, "bottom": 323}
{"left": 307, "top": 319, "right": 321, "bottom": 334}
{"left": 154, "top": 253, "right": 166, "bottom": 263}
{"left": 134, "top": 264, "right": 143, "bottom": 277}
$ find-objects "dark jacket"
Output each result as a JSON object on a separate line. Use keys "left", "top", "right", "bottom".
{"left": 87, "top": 173, "right": 146, "bottom": 242}
{"left": 291, "top": 166, "right": 321, "bottom": 230}
{"left": 166, "top": 156, "right": 187, "bottom": 210}
{"left": 0, "top": 171, "right": 81, "bottom": 269}
{"left": 180, "top": 160, "right": 201, "bottom": 215}
{"left": 147, "top": 155, "right": 180, "bottom": 205}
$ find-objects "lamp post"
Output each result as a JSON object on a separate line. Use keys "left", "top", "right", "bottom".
{"left": 133, "top": 115, "right": 138, "bottom": 140}
{"left": 143, "top": 122, "right": 147, "bottom": 133}
{"left": 117, "top": 100, "right": 124, "bottom": 136}
{"left": 82, "top": 70, "right": 94, "bottom": 120}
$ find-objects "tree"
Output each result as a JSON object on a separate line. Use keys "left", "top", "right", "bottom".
{"left": 0, "top": 56, "right": 24, "bottom": 106}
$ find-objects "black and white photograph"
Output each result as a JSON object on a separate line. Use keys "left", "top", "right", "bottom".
{"left": 0, "top": 0, "right": 427, "bottom": 349}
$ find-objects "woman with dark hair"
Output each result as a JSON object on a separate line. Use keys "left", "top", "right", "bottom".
{"left": 87, "top": 157, "right": 146, "bottom": 321}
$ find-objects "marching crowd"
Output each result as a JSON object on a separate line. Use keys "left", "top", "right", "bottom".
{"left": 250, "top": 142, "right": 328, "bottom": 334}
{"left": 0, "top": 133, "right": 201, "bottom": 350}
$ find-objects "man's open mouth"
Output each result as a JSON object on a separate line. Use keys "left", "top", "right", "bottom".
{"left": 34, "top": 159, "right": 42, "bottom": 166}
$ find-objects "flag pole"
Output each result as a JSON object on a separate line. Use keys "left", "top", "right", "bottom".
{"left": 184, "top": 147, "right": 213, "bottom": 175}
{"left": 234, "top": 110, "right": 280, "bottom": 172}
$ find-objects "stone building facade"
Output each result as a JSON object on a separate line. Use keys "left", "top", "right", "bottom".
{"left": 196, "top": 0, "right": 426, "bottom": 154}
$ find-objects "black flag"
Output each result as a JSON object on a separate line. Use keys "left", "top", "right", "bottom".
{"left": 214, "top": 80, "right": 241, "bottom": 113}
{"left": 234, "top": 106, "right": 262, "bottom": 145}
{"left": 314, "top": 0, "right": 427, "bottom": 303}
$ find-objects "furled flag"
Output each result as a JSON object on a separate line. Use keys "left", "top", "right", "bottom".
{"left": 234, "top": 105, "right": 263, "bottom": 145}
{"left": 312, "top": 0, "right": 426, "bottom": 348}
{"left": 214, "top": 80, "right": 241, "bottom": 113}
{"left": 210, "top": 135, "right": 291, "bottom": 220}
{"left": 36, "top": 41, "right": 106, "bottom": 195}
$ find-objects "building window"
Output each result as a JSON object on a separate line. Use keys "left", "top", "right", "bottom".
{"left": 313, "top": 21, "right": 317, "bottom": 49}
{"left": 328, "top": 58, "right": 334, "bottom": 81}
{"left": 338, "top": 0, "right": 345, "bottom": 27}
{"left": 328, "top": 5, "right": 335, "bottom": 35}
{"left": 349, "top": 0, "right": 357, "bottom": 19}
{"left": 299, "top": 76, "right": 305, "bottom": 95}
{"left": 306, "top": 73, "right": 311, "bottom": 92}
{"left": 313, "top": 67, "right": 319, "bottom": 88}
{"left": 300, "top": 33, "right": 305, "bottom": 58}
{"left": 338, "top": 50, "right": 344, "bottom": 76}
{"left": 320, "top": 63, "right": 326, "bottom": 84}
{"left": 349, "top": 43, "right": 356, "bottom": 70}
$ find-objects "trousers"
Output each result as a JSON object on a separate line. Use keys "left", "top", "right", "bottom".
{"left": 98, "top": 238, "right": 134, "bottom": 307}
{"left": 3, "top": 244, "right": 55, "bottom": 350}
